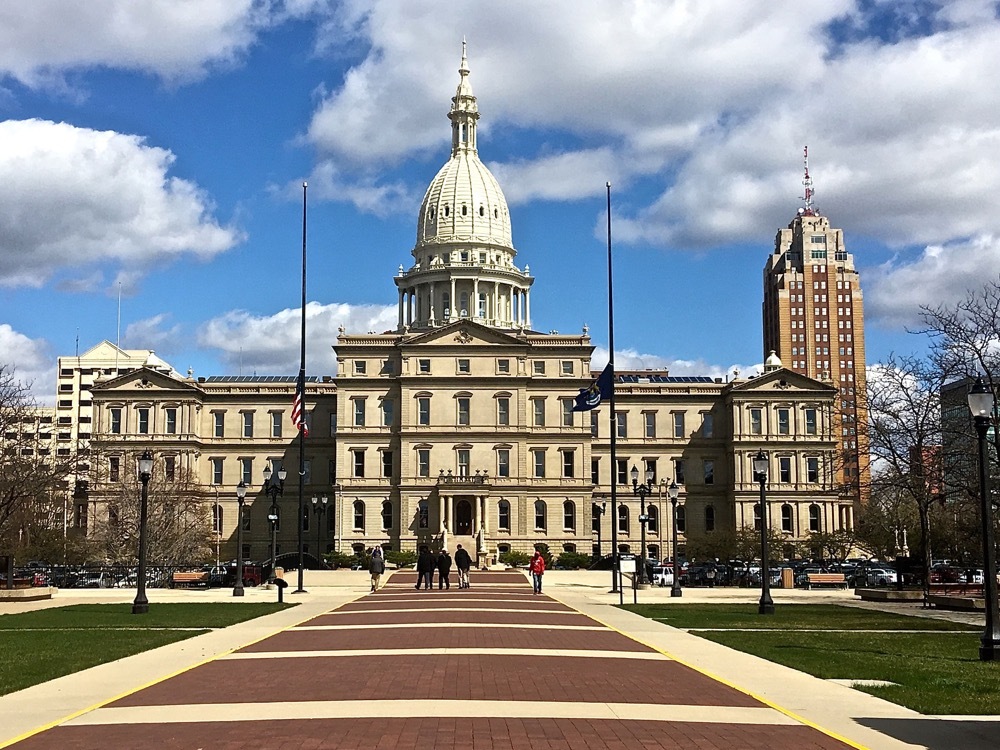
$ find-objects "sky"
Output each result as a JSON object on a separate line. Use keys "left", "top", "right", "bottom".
{"left": 3, "top": 0, "right": 1000, "bottom": 403}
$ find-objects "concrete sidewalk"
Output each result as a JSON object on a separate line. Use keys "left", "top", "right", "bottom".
{"left": 0, "top": 570, "right": 996, "bottom": 749}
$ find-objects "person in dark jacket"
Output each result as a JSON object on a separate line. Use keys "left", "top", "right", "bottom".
{"left": 437, "top": 549, "right": 453, "bottom": 589}
{"left": 454, "top": 544, "right": 472, "bottom": 589}
{"left": 369, "top": 547, "right": 385, "bottom": 592}
{"left": 416, "top": 547, "right": 434, "bottom": 590}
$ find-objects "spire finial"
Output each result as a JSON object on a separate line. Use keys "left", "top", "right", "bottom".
{"left": 801, "top": 145, "right": 816, "bottom": 215}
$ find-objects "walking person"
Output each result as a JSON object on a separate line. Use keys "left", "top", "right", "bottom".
{"left": 437, "top": 548, "right": 453, "bottom": 589}
{"left": 416, "top": 546, "right": 434, "bottom": 590}
{"left": 369, "top": 546, "right": 385, "bottom": 592}
{"left": 529, "top": 549, "right": 546, "bottom": 594}
{"left": 454, "top": 544, "right": 472, "bottom": 589}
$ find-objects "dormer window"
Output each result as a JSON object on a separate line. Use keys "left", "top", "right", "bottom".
{"left": 461, "top": 204, "right": 467, "bottom": 216}
{"left": 444, "top": 204, "right": 450, "bottom": 217}
{"left": 479, "top": 205, "right": 485, "bottom": 216}
{"left": 494, "top": 208, "right": 499, "bottom": 218}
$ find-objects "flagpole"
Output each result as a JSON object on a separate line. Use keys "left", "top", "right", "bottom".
{"left": 606, "top": 182, "right": 619, "bottom": 597}
{"left": 296, "top": 182, "right": 308, "bottom": 593}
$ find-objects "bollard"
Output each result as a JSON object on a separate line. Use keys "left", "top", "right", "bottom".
{"left": 276, "top": 577, "right": 288, "bottom": 603}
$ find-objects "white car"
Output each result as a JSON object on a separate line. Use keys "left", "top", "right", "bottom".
{"left": 652, "top": 566, "right": 675, "bottom": 586}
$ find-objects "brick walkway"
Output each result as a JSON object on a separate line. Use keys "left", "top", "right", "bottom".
{"left": 8, "top": 572, "right": 861, "bottom": 749}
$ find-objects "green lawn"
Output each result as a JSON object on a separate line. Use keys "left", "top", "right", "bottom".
{"left": 0, "top": 603, "right": 292, "bottom": 696}
{"left": 620, "top": 603, "right": 998, "bottom": 715}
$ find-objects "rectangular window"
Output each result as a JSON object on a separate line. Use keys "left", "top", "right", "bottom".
{"left": 615, "top": 412, "right": 627, "bottom": 439}
{"left": 672, "top": 412, "right": 684, "bottom": 438}
{"left": 418, "top": 397, "right": 430, "bottom": 426}
{"left": 498, "top": 501, "right": 510, "bottom": 531}
{"left": 497, "top": 397, "right": 510, "bottom": 426}
{"left": 561, "top": 399, "right": 574, "bottom": 427}
{"left": 109, "top": 456, "right": 120, "bottom": 483}
{"left": 497, "top": 449, "right": 510, "bottom": 477}
{"left": 354, "top": 360, "right": 367, "bottom": 375}
{"left": 590, "top": 411, "right": 599, "bottom": 437}
{"left": 382, "top": 398, "right": 394, "bottom": 427}
{"left": 804, "top": 408, "right": 817, "bottom": 435}
{"left": 644, "top": 412, "right": 656, "bottom": 438}
{"left": 674, "top": 459, "right": 686, "bottom": 485}
{"left": 110, "top": 407, "right": 122, "bottom": 434}
{"left": 562, "top": 450, "right": 575, "bottom": 478}
{"left": 213, "top": 412, "right": 224, "bottom": 438}
{"left": 418, "top": 359, "right": 431, "bottom": 374}
{"left": 750, "top": 408, "right": 762, "bottom": 435}
{"left": 616, "top": 458, "right": 628, "bottom": 485}
{"left": 211, "top": 458, "right": 223, "bottom": 485}
{"left": 532, "top": 449, "right": 546, "bottom": 478}
{"left": 591, "top": 457, "right": 599, "bottom": 484}
{"left": 532, "top": 398, "right": 545, "bottom": 427}
{"left": 303, "top": 459, "right": 311, "bottom": 485}
{"left": 381, "top": 359, "right": 395, "bottom": 375}
{"left": 457, "top": 358, "right": 470, "bottom": 374}
{"left": 240, "top": 457, "right": 252, "bottom": 485}
{"left": 807, "top": 457, "right": 819, "bottom": 483}
{"left": 779, "top": 456, "right": 791, "bottom": 483}
{"left": 137, "top": 408, "right": 149, "bottom": 434}
{"left": 701, "top": 412, "right": 714, "bottom": 438}
{"left": 352, "top": 450, "right": 365, "bottom": 478}
{"left": 497, "top": 359, "right": 510, "bottom": 374}
{"left": 382, "top": 450, "right": 393, "bottom": 478}
{"left": 644, "top": 458, "right": 657, "bottom": 484}
{"left": 418, "top": 449, "right": 430, "bottom": 478}
{"left": 458, "top": 397, "right": 470, "bottom": 426}
{"left": 533, "top": 361, "right": 545, "bottom": 375}
{"left": 703, "top": 460, "right": 714, "bottom": 485}
{"left": 458, "top": 449, "right": 470, "bottom": 476}
{"left": 777, "top": 408, "right": 790, "bottom": 435}
{"left": 165, "top": 456, "right": 176, "bottom": 482}
{"left": 242, "top": 411, "right": 253, "bottom": 438}
{"left": 561, "top": 360, "right": 573, "bottom": 375}
{"left": 270, "top": 411, "right": 282, "bottom": 438}
{"left": 354, "top": 398, "right": 366, "bottom": 427}
{"left": 165, "top": 408, "right": 177, "bottom": 435}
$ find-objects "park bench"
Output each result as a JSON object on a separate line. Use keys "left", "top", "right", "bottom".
{"left": 171, "top": 571, "right": 208, "bottom": 588}
{"left": 806, "top": 572, "right": 847, "bottom": 589}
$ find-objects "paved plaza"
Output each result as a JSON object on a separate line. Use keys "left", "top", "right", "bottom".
{"left": 1, "top": 571, "right": 998, "bottom": 749}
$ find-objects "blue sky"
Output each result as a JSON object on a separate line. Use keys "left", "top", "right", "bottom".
{"left": 3, "top": 0, "right": 1000, "bottom": 401}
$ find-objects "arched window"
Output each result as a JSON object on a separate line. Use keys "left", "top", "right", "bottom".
{"left": 809, "top": 504, "right": 821, "bottom": 532}
{"left": 442, "top": 292, "right": 451, "bottom": 319}
{"left": 498, "top": 499, "right": 511, "bottom": 531}
{"left": 781, "top": 504, "right": 793, "bottom": 533}
{"left": 618, "top": 504, "right": 629, "bottom": 534}
{"left": 563, "top": 500, "right": 576, "bottom": 531}
{"left": 534, "top": 500, "right": 547, "bottom": 531}
{"left": 676, "top": 505, "right": 686, "bottom": 534}
{"left": 563, "top": 543, "right": 576, "bottom": 552}
{"left": 461, "top": 204, "right": 467, "bottom": 216}
{"left": 459, "top": 292, "right": 469, "bottom": 316}
{"left": 444, "top": 204, "right": 450, "bottom": 217}
{"left": 704, "top": 505, "right": 715, "bottom": 532}
{"left": 353, "top": 500, "right": 365, "bottom": 531}
{"left": 382, "top": 500, "right": 393, "bottom": 530}
{"left": 647, "top": 505, "right": 659, "bottom": 533}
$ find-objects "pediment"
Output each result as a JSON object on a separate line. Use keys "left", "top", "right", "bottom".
{"left": 402, "top": 320, "right": 529, "bottom": 349}
{"left": 91, "top": 366, "right": 194, "bottom": 394}
{"left": 728, "top": 368, "right": 836, "bottom": 395}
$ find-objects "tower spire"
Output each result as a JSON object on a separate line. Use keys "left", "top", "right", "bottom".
{"left": 449, "top": 40, "right": 479, "bottom": 155}
{"left": 801, "top": 145, "right": 817, "bottom": 215}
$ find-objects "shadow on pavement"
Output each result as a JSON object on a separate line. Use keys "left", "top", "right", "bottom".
{"left": 856, "top": 717, "right": 1000, "bottom": 750}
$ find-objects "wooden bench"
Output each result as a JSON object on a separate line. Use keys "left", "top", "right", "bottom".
{"left": 806, "top": 572, "right": 847, "bottom": 589}
{"left": 171, "top": 571, "right": 208, "bottom": 588}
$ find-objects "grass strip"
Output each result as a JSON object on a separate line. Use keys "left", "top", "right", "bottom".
{"left": 0, "top": 603, "right": 292, "bottom": 696}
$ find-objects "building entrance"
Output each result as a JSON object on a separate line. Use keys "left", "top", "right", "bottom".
{"left": 456, "top": 499, "right": 473, "bottom": 535}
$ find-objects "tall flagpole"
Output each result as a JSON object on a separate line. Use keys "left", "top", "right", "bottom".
{"left": 296, "top": 182, "right": 308, "bottom": 593}
{"left": 606, "top": 182, "right": 619, "bottom": 596}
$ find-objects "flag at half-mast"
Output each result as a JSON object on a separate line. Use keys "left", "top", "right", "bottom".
{"left": 573, "top": 363, "right": 613, "bottom": 412}
{"left": 291, "top": 374, "right": 309, "bottom": 436}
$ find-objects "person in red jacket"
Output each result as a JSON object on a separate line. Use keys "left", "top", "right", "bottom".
{"left": 529, "top": 550, "right": 546, "bottom": 594}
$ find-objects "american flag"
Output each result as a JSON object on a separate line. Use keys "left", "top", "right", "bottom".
{"left": 292, "top": 378, "right": 308, "bottom": 437}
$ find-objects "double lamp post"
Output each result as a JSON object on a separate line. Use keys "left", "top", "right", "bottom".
{"left": 263, "top": 463, "right": 287, "bottom": 583}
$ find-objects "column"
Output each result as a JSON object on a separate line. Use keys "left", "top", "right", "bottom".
{"left": 429, "top": 282, "right": 436, "bottom": 325}
{"left": 474, "top": 495, "right": 481, "bottom": 533}
{"left": 439, "top": 495, "right": 446, "bottom": 534}
{"left": 480, "top": 495, "right": 488, "bottom": 532}
{"left": 525, "top": 289, "right": 531, "bottom": 329}
{"left": 450, "top": 278, "right": 457, "bottom": 319}
{"left": 473, "top": 279, "right": 480, "bottom": 319}
{"left": 397, "top": 289, "right": 404, "bottom": 329}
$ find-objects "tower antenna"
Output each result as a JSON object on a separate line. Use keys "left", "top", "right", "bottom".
{"left": 801, "top": 145, "right": 816, "bottom": 214}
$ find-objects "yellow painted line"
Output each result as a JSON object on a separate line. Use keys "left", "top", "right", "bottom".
{"left": 552, "top": 598, "right": 872, "bottom": 750}
{"left": 0, "top": 601, "right": 349, "bottom": 750}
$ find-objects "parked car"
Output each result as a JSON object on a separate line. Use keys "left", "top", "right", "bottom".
{"left": 652, "top": 566, "right": 675, "bottom": 587}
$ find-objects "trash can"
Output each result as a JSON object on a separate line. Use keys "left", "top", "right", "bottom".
{"left": 781, "top": 567, "right": 794, "bottom": 589}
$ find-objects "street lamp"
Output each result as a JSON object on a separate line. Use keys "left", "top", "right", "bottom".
{"left": 592, "top": 501, "right": 606, "bottom": 562}
{"left": 968, "top": 376, "right": 1000, "bottom": 661}
{"left": 753, "top": 449, "right": 775, "bottom": 615}
{"left": 312, "top": 495, "right": 329, "bottom": 565}
{"left": 132, "top": 450, "right": 153, "bottom": 615}
{"left": 667, "top": 480, "right": 682, "bottom": 598}
{"left": 631, "top": 465, "right": 654, "bottom": 585}
{"left": 263, "top": 463, "right": 287, "bottom": 584}
{"left": 234, "top": 481, "right": 248, "bottom": 597}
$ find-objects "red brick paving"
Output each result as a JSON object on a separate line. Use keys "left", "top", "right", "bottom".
{"left": 11, "top": 718, "right": 856, "bottom": 750}
{"left": 110, "top": 654, "right": 760, "bottom": 708}
{"left": 305, "top": 610, "right": 593, "bottom": 626}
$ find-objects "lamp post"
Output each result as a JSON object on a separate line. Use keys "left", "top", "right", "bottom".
{"left": 132, "top": 450, "right": 153, "bottom": 615}
{"left": 263, "top": 463, "right": 286, "bottom": 584}
{"left": 968, "top": 376, "right": 1000, "bottom": 661}
{"left": 234, "top": 481, "right": 248, "bottom": 597}
{"left": 312, "top": 495, "right": 329, "bottom": 565}
{"left": 667, "top": 480, "right": 682, "bottom": 597}
{"left": 753, "top": 449, "right": 775, "bottom": 615}
{"left": 592, "top": 501, "right": 606, "bottom": 562}
{"left": 630, "top": 465, "right": 654, "bottom": 585}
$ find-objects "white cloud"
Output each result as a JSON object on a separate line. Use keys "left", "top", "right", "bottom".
{"left": 0, "top": 0, "right": 270, "bottom": 87}
{"left": 122, "top": 314, "right": 184, "bottom": 355}
{"left": 198, "top": 301, "right": 396, "bottom": 374}
{"left": 588, "top": 347, "right": 751, "bottom": 381}
{"left": 0, "top": 325, "right": 55, "bottom": 402}
{"left": 0, "top": 119, "right": 243, "bottom": 288}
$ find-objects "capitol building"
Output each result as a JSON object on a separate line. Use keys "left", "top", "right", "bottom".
{"left": 58, "top": 49, "right": 849, "bottom": 567}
